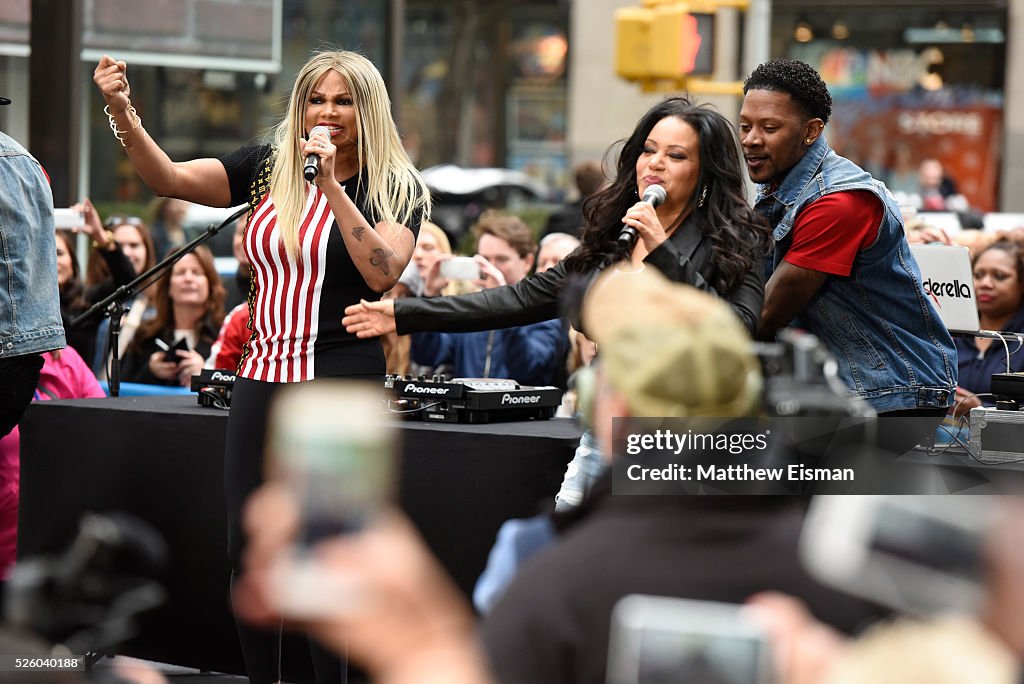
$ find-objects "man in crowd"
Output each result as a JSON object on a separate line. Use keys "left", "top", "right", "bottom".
{"left": 479, "top": 268, "right": 877, "bottom": 684}
{"left": 535, "top": 232, "right": 581, "bottom": 274}
{"left": 237, "top": 267, "right": 878, "bottom": 684}
{"left": 541, "top": 160, "right": 604, "bottom": 239}
{"left": 0, "top": 98, "right": 66, "bottom": 436}
{"left": 411, "top": 212, "right": 565, "bottom": 386}
{"left": 740, "top": 59, "right": 955, "bottom": 453}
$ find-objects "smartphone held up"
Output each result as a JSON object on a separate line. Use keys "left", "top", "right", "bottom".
{"left": 264, "top": 380, "right": 395, "bottom": 617}
{"left": 799, "top": 495, "right": 994, "bottom": 616}
{"left": 607, "top": 595, "right": 774, "bottom": 684}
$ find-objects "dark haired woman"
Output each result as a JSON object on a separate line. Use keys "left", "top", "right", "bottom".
{"left": 119, "top": 246, "right": 225, "bottom": 386}
{"left": 953, "top": 238, "right": 1024, "bottom": 414}
{"left": 344, "top": 96, "right": 771, "bottom": 506}
{"left": 60, "top": 199, "right": 140, "bottom": 369}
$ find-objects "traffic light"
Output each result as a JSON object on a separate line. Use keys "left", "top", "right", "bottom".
{"left": 615, "top": 0, "right": 748, "bottom": 94}
{"left": 650, "top": 6, "right": 714, "bottom": 77}
{"left": 614, "top": 6, "right": 654, "bottom": 81}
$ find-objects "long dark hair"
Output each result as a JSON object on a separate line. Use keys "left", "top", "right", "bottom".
{"left": 564, "top": 97, "right": 770, "bottom": 295}
{"left": 56, "top": 230, "right": 88, "bottom": 314}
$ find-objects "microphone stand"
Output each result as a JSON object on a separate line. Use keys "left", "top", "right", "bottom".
{"left": 70, "top": 205, "right": 249, "bottom": 397}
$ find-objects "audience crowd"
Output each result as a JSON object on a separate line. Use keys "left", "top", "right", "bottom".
{"left": 6, "top": 87, "right": 1024, "bottom": 684}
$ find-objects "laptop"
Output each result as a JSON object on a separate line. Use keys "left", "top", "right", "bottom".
{"left": 909, "top": 243, "right": 980, "bottom": 334}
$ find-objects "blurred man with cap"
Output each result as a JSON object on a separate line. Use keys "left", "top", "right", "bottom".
{"left": 479, "top": 268, "right": 877, "bottom": 684}
{"left": 0, "top": 96, "right": 66, "bottom": 435}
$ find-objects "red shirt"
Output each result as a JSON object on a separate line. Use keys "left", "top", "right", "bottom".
{"left": 783, "top": 190, "right": 883, "bottom": 276}
{"left": 209, "top": 303, "right": 250, "bottom": 372}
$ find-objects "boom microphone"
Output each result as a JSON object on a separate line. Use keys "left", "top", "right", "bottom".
{"left": 303, "top": 125, "right": 331, "bottom": 182}
{"left": 616, "top": 184, "right": 667, "bottom": 251}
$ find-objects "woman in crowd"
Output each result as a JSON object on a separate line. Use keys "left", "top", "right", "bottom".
{"left": 59, "top": 200, "right": 139, "bottom": 369}
{"left": 344, "top": 96, "right": 771, "bottom": 507}
{"left": 148, "top": 196, "right": 192, "bottom": 260}
{"left": 94, "top": 47, "right": 429, "bottom": 683}
{"left": 345, "top": 96, "right": 768, "bottom": 337}
{"left": 953, "top": 238, "right": 1024, "bottom": 414}
{"left": 56, "top": 229, "right": 97, "bottom": 362}
{"left": 85, "top": 214, "right": 159, "bottom": 377}
{"left": 403, "top": 221, "right": 476, "bottom": 298}
{"left": 119, "top": 246, "right": 224, "bottom": 387}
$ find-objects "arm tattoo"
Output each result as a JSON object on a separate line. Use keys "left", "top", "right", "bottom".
{"left": 352, "top": 226, "right": 367, "bottom": 241}
{"left": 370, "top": 248, "right": 394, "bottom": 276}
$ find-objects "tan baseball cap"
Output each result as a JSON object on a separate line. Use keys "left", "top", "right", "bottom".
{"left": 582, "top": 265, "right": 762, "bottom": 418}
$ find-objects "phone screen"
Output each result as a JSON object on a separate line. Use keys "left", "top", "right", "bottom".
{"left": 868, "top": 502, "right": 982, "bottom": 580}
{"left": 638, "top": 629, "right": 767, "bottom": 684}
{"left": 609, "top": 596, "right": 772, "bottom": 684}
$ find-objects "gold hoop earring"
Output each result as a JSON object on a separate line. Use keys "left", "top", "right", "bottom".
{"left": 697, "top": 185, "right": 708, "bottom": 209}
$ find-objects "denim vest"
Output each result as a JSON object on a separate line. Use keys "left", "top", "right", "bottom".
{"left": 754, "top": 137, "right": 955, "bottom": 412}
{"left": 0, "top": 131, "right": 65, "bottom": 357}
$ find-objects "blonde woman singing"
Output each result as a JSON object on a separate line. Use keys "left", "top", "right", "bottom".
{"left": 94, "top": 49, "right": 430, "bottom": 683}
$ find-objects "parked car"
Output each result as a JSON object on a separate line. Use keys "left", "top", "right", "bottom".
{"left": 182, "top": 203, "right": 246, "bottom": 278}
{"left": 421, "top": 164, "right": 552, "bottom": 241}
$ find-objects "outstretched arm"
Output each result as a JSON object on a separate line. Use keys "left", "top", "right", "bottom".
{"left": 93, "top": 55, "right": 232, "bottom": 207}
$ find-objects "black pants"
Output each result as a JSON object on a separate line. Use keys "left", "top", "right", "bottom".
{"left": 0, "top": 354, "right": 44, "bottom": 437}
{"left": 225, "top": 374, "right": 380, "bottom": 684}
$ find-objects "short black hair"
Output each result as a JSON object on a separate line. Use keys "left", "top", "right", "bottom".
{"left": 743, "top": 58, "right": 832, "bottom": 124}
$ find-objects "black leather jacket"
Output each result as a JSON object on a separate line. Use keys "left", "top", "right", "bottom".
{"left": 395, "top": 214, "right": 765, "bottom": 336}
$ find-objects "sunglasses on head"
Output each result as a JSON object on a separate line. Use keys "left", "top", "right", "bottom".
{"left": 103, "top": 215, "right": 146, "bottom": 229}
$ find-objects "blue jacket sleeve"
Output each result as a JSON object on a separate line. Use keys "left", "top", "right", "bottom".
{"left": 499, "top": 319, "right": 566, "bottom": 386}
{"left": 410, "top": 330, "right": 455, "bottom": 369}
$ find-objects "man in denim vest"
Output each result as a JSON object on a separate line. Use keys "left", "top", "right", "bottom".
{"left": 739, "top": 59, "right": 955, "bottom": 454}
{"left": 0, "top": 100, "right": 66, "bottom": 436}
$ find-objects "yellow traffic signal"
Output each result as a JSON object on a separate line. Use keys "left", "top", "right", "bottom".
{"left": 615, "top": 0, "right": 746, "bottom": 93}
{"left": 614, "top": 6, "right": 653, "bottom": 81}
{"left": 616, "top": 3, "right": 716, "bottom": 81}
{"left": 649, "top": 4, "right": 710, "bottom": 78}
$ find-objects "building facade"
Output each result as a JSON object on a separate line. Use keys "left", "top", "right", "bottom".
{"left": 0, "top": 0, "right": 1020, "bottom": 212}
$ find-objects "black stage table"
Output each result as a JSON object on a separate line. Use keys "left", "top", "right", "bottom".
{"left": 18, "top": 396, "right": 582, "bottom": 675}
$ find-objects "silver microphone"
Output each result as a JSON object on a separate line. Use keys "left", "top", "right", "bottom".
{"left": 617, "top": 184, "right": 667, "bottom": 250}
{"left": 303, "top": 125, "right": 331, "bottom": 182}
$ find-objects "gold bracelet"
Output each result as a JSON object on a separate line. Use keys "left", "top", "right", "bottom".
{"left": 104, "top": 103, "right": 142, "bottom": 148}
{"left": 91, "top": 229, "right": 116, "bottom": 250}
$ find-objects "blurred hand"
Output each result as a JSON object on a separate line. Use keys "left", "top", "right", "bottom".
{"left": 472, "top": 255, "right": 506, "bottom": 290}
{"left": 342, "top": 299, "right": 397, "bottom": 338}
{"left": 747, "top": 592, "right": 846, "bottom": 684}
{"left": 175, "top": 349, "right": 205, "bottom": 386}
{"left": 576, "top": 331, "right": 598, "bottom": 367}
{"left": 71, "top": 198, "right": 109, "bottom": 247}
{"left": 148, "top": 351, "right": 180, "bottom": 382}
{"left": 423, "top": 256, "right": 452, "bottom": 297}
{"left": 952, "top": 387, "right": 982, "bottom": 417}
{"left": 910, "top": 226, "right": 953, "bottom": 245}
{"left": 236, "top": 484, "right": 491, "bottom": 684}
{"left": 981, "top": 498, "right": 1024, "bottom": 658}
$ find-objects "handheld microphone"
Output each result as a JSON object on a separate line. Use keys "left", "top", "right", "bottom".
{"left": 303, "top": 125, "right": 331, "bottom": 182}
{"left": 617, "top": 184, "right": 667, "bottom": 250}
